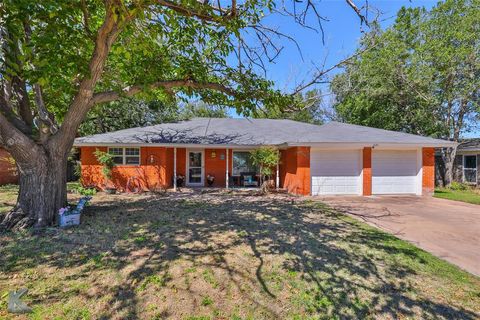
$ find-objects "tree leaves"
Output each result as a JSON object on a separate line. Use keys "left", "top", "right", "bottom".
{"left": 331, "top": 0, "right": 480, "bottom": 139}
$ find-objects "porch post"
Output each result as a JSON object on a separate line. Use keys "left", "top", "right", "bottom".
{"left": 276, "top": 161, "right": 279, "bottom": 190}
{"left": 173, "top": 147, "right": 177, "bottom": 191}
{"left": 225, "top": 148, "right": 229, "bottom": 189}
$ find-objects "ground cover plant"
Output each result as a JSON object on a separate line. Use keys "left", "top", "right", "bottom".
{"left": 435, "top": 187, "right": 480, "bottom": 205}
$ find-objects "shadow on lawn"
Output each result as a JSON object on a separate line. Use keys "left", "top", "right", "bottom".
{"left": 0, "top": 191, "right": 478, "bottom": 319}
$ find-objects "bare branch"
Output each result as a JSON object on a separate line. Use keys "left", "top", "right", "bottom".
{"left": 291, "top": 43, "right": 375, "bottom": 95}
{"left": 345, "top": 0, "right": 369, "bottom": 26}
{"left": 91, "top": 79, "right": 236, "bottom": 104}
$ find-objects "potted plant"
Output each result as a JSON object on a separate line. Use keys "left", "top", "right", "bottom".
{"left": 94, "top": 149, "right": 117, "bottom": 194}
{"left": 174, "top": 174, "right": 185, "bottom": 188}
{"left": 207, "top": 174, "right": 215, "bottom": 187}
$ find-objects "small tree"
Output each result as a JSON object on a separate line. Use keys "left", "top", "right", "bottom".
{"left": 250, "top": 147, "right": 280, "bottom": 192}
{"left": 93, "top": 150, "right": 115, "bottom": 190}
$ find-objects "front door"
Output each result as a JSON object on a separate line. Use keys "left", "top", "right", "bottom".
{"left": 187, "top": 150, "right": 204, "bottom": 186}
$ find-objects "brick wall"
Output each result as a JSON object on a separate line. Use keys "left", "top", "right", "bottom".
{"left": 281, "top": 147, "right": 311, "bottom": 195}
{"left": 362, "top": 147, "right": 372, "bottom": 196}
{"left": 81, "top": 146, "right": 171, "bottom": 191}
{"left": 0, "top": 148, "right": 18, "bottom": 185}
{"left": 204, "top": 148, "right": 229, "bottom": 187}
{"left": 422, "top": 147, "right": 435, "bottom": 195}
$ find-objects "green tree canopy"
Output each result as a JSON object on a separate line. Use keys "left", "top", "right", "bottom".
{"left": 254, "top": 89, "right": 326, "bottom": 124}
{"left": 331, "top": 0, "right": 480, "bottom": 139}
{"left": 79, "top": 99, "right": 228, "bottom": 136}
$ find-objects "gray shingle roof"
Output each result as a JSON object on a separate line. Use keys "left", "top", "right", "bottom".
{"left": 74, "top": 118, "right": 455, "bottom": 147}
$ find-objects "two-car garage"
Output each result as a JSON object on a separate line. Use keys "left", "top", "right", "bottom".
{"left": 310, "top": 148, "right": 421, "bottom": 196}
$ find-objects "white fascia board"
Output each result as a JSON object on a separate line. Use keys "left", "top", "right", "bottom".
{"left": 287, "top": 141, "right": 457, "bottom": 148}
{"left": 73, "top": 142, "right": 287, "bottom": 150}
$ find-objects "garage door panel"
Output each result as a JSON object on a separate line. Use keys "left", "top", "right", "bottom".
{"left": 311, "top": 150, "right": 361, "bottom": 195}
{"left": 372, "top": 150, "right": 418, "bottom": 194}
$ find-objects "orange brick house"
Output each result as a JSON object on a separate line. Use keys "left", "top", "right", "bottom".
{"left": 74, "top": 118, "right": 454, "bottom": 196}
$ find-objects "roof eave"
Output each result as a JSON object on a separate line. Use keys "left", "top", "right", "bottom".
{"left": 285, "top": 141, "right": 457, "bottom": 148}
{"left": 73, "top": 141, "right": 288, "bottom": 149}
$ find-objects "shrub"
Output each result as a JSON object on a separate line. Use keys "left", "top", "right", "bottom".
{"left": 449, "top": 181, "right": 469, "bottom": 191}
{"left": 250, "top": 146, "right": 280, "bottom": 192}
{"left": 76, "top": 186, "right": 97, "bottom": 196}
{"left": 94, "top": 150, "right": 116, "bottom": 189}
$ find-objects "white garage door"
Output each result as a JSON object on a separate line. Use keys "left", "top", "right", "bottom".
{"left": 311, "top": 149, "right": 361, "bottom": 195}
{"left": 372, "top": 150, "right": 418, "bottom": 194}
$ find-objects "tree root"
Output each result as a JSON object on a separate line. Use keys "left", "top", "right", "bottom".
{"left": 0, "top": 207, "right": 35, "bottom": 231}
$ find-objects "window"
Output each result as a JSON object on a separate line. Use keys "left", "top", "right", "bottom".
{"left": 232, "top": 151, "right": 257, "bottom": 176}
{"left": 108, "top": 147, "right": 140, "bottom": 165}
{"left": 109, "top": 147, "right": 124, "bottom": 164}
{"left": 463, "top": 155, "right": 477, "bottom": 183}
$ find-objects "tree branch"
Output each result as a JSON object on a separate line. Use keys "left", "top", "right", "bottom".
{"left": 0, "top": 110, "right": 40, "bottom": 164}
{"left": 156, "top": 0, "right": 237, "bottom": 23}
{"left": 52, "top": 1, "right": 129, "bottom": 151}
{"left": 0, "top": 83, "right": 32, "bottom": 134}
{"left": 91, "top": 80, "right": 236, "bottom": 104}
{"left": 33, "top": 84, "right": 58, "bottom": 140}
{"left": 345, "top": 0, "right": 369, "bottom": 26}
{"left": 291, "top": 42, "right": 375, "bottom": 95}
{"left": 80, "top": 0, "right": 93, "bottom": 38}
{"left": 11, "top": 77, "right": 33, "bottom": 127}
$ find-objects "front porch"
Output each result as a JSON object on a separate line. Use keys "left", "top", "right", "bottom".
{"left": 172, "top": 147, "right": 280, "bottom": 190}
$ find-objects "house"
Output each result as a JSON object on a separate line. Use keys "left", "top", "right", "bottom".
{"left": 0, "top": 147, "right": 18, "bottom": 185}
{"left": 436, "top": 139, "right": 480, "bottom": 187}
{"left": 73, "top": 118, "right": 455, "bottom": 196}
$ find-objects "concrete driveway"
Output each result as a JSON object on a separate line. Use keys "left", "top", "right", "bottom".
{"left": 318, "top": 196, "right": 480, "bottom": 276}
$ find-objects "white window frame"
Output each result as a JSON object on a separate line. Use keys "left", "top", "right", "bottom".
{"left": 107, "top": 147, "right": 141, "bottom": 166}
{"left": 232, "top": 150, "right": 257, "bottom": 177}
{"left": 463, "top": 154, "right": 478, "bottom": 184}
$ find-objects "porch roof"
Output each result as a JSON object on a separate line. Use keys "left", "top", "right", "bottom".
{"left": 74, "top": 118, "right": 455, "bottom": 148}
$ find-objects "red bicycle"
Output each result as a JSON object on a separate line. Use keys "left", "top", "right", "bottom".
{"left": 126, "top": 175, "right": 142, "bottom": 193}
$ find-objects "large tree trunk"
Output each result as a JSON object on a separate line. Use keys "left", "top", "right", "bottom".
{"left": 441, "top": 146, "right": 457, "bottom": 186}
{"left": 1, "top": 146, "right": 68, "bottom": 230}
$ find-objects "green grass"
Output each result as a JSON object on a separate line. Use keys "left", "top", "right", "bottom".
{"left": 0, "top": 184, "right": 18, "bottom": 214}
{"left": 201, "top": 295, "right": 214, "bottom": 306}
{"left": 435, "top": 188, "right": 480, "bottom": 205}
{"left": 0, "top": 190, "right": 479, "bottom": 319}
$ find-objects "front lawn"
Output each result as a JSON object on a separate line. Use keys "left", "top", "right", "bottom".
{"left": 434, "top": 188, "right": 480, "bottom": 205}
{"left": 0, "top": 190, "right": 479, "bottom": 319}
{"left": 0, "top": 185, "right": 18, "bottom": 215}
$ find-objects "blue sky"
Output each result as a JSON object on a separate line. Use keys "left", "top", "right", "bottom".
{"left": 258, "top": 0, "right": 437, "bottom": 91}
{"left": 229, "top": 0, "right": 479, "bottom": 137}
{"left": 228, "top": 1, "right": 437, "bottom": 111}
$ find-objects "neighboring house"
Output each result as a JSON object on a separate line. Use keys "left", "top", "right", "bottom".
{"left": 0, "top": 147, "right": 79, "bottom": 186}
{"left": 0, "top": 147, "right": 18, "bottom": 185}
{"left": 74, "top": 118, "right": 454, "bottom": 196}
{"left": 436, "top": 139, "right": 480, "bottom": 187}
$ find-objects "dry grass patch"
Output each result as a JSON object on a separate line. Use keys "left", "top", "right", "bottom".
{"left": 0, "top": 189, "right": 479, "bottom": 319}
